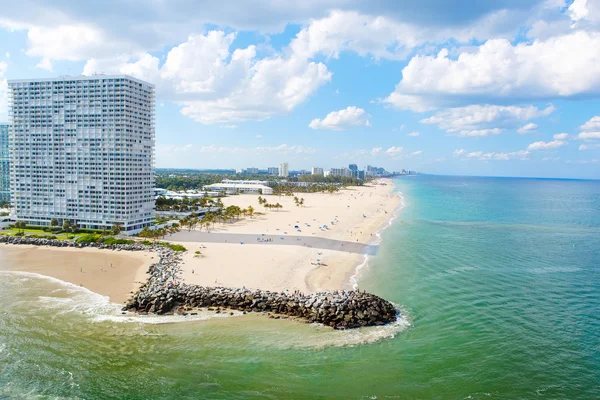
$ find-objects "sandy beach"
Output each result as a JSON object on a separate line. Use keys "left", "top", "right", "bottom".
{"left": 172, "top": 179, "right": 400, "bottom": 293}
{"left": 0, "top": 245, "right": 153, "bottom": 303}
{"left": 0, "top": 179, "right": 399, "bottom": 302}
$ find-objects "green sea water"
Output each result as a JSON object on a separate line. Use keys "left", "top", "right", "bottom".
{"left": 1, "top": 176, "right": 599, "bottom": 399}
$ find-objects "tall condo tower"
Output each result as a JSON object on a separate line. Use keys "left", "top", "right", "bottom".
{"left": 279, "top": 162, "right": 289, "bottom": 177}
{"left": 8, "top": 75, "right": 155, "bottom": 232}
{"left": 0, "top": 123, "right": 9, "bottom": 204}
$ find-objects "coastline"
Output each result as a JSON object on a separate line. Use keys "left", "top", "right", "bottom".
{"left": 0, "top": 244, "right": 153, "bottom": 304}
{"left": 171, "top": 178, "right": 400, "bottom": 294}
{"left": 0, "top": 178, "right": 400, "bottom": 304}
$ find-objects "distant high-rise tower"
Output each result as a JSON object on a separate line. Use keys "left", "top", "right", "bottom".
{"left": 279, "top": 162, "right": 289, "bottom": 177}
{"left": 0, "top": 123, "right": 9, "bottom": 204}
{"left": 311, "top": 167, "right": 323, "bottom": 176}
{"left": 8, "top": 75, "right": 155, "bottom": 232}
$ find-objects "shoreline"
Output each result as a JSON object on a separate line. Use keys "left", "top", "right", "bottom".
{"left": 172, "top": 178, "right": 400, "bottom": 294}
{"left": 349, "top": 185, "right": 404, "bottom": 290}
{"left": 0, "top": 178, "right": 401, "bottom": 305}
{"left": 0, "top": 244, "right": 153, "bottom": 304}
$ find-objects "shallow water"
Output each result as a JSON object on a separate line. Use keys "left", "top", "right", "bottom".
{"left": 1, "top": 176, "right": 599, "bottom": 399}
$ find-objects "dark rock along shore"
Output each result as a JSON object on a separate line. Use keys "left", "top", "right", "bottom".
{"left": 1, "top": 235, "right": 398, "bottom": 329}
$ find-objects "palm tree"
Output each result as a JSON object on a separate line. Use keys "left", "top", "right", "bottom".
{"left": 138, "top": 226, "right": 153, "bottom": 239}
{"left": 247, "top": 205, "right": 254, "bottom": 218}
{"left": 299, "top": 198, "right": 305, "bottom": 207}
{"left": 63, "top": 220, "right": 74, "bottom": 233}
{"left": 111, "top": 222, "right": 123, "bottom": 236}
{"left": 14, "top": 220, "right": 26, "bottom": 233}
{"left": 50, "top": 218, "right": 59, "bottom": 228}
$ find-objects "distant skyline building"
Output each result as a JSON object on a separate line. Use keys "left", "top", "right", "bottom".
{"left": 245, "top": 167, "right": 259, "bottom": 174}
{"left": 267, "top": 166, "right": 279, "bottom": 175}
{"left": 0, "top": 123, "right": 9, "bottom": 204}
{"left": 311, "top": 167, "right": 323, "bottom": 176}
{"left": 330, "top": 167, "right": 352, "bottom": 178}
{"left": 349, "top": 163, "right": 359, "bottom": 178}
{"left": 8, "top": 75, "right": 155, "bottom": 231}
{"left": 279, "top": 162, "right": 289, "bottom": 177}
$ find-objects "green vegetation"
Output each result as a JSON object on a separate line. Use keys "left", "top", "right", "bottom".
{"left": 75, "top": 234, "right": 135, "bottom": 245}
{"left": 154, "top": 169, "right": 367, "bottom": 195}
{"left": 293, "top": 196, "right": 305, "bottom": 207}
{"left": 156, "top": 196, "right": 222, "bottom": 212}
{"left": 138, "top": 239, "right": 187, "bottom": 252}
{"left": 297, "top": 175, "right": 365, "bottom": 185}
{"left": 169, "top": 244, "right": 187, "bottom": 252}
{"left": 137, "top": 224, "right": 181, "bottom": 240}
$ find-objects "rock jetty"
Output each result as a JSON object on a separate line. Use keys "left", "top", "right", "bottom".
{"left": 1, "top": 235, "right": 398, "bottom": 329}
{"left": 0, "top": 235, "right": 147, "bottom": 251}
{"left": 126, "top": 284, "right": 397, "bottom": 329}
{"left": 124, "top": 247, "right": 398, "bottom": 329}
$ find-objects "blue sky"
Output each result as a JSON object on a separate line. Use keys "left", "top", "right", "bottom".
{"left": 1, "top": 0, "right": 600, "bottom": 178}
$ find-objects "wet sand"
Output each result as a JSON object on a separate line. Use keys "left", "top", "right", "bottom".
{"left": 0, "top": 245, "right": 153, "bottom": 303}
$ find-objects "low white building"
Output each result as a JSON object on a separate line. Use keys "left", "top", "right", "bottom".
{"left": 203, "top": 181, "right": 273, "bottom": 195}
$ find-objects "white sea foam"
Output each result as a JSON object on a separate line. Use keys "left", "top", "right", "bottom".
{"left": 349, "top": 189, "right": 405, "bottom": 290}
{"left": 92, "top": 309, "right": 244, "bottom": 324}
{"left": 264, "top": 304, "right": 412, "bottom": 349}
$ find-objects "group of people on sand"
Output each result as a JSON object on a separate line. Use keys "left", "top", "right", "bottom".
{"left": 257, "top": 237, "right": 273, "bottom": 242}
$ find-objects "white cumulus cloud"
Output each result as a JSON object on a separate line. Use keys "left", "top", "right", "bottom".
{"left": 580, "top": 115, "right": 600, "bottom": 130}
{"left": 385, "top": 146, "right": 404, "bottom": 156}
{"left": 82, "top": 30, "right": 332, "bottom": 124}
{"left": 420, "top": 104, "right": 554, "bottom": 134}
{"left": 309, "top": 106, "right": 370, "bottom": 130}
{"left": 466, "top": 150, "right": 530, "bottom": 160}
{"left": 553, "top": 133, "right": 569, "bottom": 140}
{"left": 527, "top": 140, "right": 568, "bottom": 150}
{"left": 383, "top": 31, "right": 600, "bottom": 111}
{"left": 517, "top": 122, "right": 538, "bottom": 134}
{"left": 406, "top": 131, "right": 420, "bottom": 137}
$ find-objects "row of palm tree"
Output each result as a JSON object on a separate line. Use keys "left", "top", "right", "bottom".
{"left": 156, "top": 195, "right": 224, "bottom": 212}
{"left": 176, "top": 204, "right": 257, "bottom": 233}
{"left": 138, "top": 223, "right": 181, "bottom": 241}
{"left": 293, "top": 196, "right": 305, "bottom": 207}
{"left": 263, "top": 202, "right": 283, "bottom": 211}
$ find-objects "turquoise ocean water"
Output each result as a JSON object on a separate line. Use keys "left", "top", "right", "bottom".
{"left": 1, "top": 175, "right": 599, "bottom": 399}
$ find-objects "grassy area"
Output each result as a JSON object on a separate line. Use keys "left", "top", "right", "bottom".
{"left": 140, "top": 240, "right": 187, "bottom": 252}
{"left": 75, "top": 234, "right": 136, "bottom": 245}
{"left": 1, "top": 227, "right": 186, "bottom": 252}
{"left": 0, "top": 228, "right": 77, "bottom": 240}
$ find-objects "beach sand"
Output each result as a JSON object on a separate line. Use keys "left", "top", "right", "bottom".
{"left": 0, "top": 179, "right": 399, "bottom": 303}
{"left": 0, "top": 245, "right": 153, "bottom": 303}
{"left": 175, "top": 179, "right": 400, "bottom": 293}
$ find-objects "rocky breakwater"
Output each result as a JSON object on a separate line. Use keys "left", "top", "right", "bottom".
{"left": 125, "top": 250, "right": 398, "bottom": 329}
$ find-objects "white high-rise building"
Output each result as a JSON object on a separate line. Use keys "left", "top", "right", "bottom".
{"left": 0, "top": 123, "right": 9, "bottom": 204}
{"left": 8, "top": 75, "right": 155, "bottom": 232}
{"left": 311, "top": 167, "right": 323, "bottom": 176}
{"left": 329, "top": 168, "right": 352, "bottom": 177}
{"left": 279, "top": 162, "right": 289, "bottom": 177}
